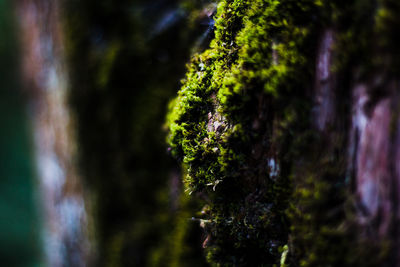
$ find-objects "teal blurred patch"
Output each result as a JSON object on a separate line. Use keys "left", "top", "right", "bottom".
{"left": 0, "top": 0, "right": 42, "bottom": 266}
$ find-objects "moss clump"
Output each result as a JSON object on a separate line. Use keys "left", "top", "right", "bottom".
{"left": 168, "top": 0, "right": 400, "bottom": 266}
{"left": 167, "top": 0, "right": 323, "bottom": 265}
{"left": 168, "top": 0, "right": 320, "bottom": 194}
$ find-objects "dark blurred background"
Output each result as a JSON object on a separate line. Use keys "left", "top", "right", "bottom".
{"left": 1, "top": 0, "right": 215, "bottom": 266}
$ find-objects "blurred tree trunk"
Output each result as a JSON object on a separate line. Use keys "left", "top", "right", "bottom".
{"left": 16, "top": 0, "right": 91, "bottom": 266}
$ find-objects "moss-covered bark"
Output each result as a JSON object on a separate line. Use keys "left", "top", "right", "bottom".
{"left": 167, "top": 0, "right": 400, "bottom": 266}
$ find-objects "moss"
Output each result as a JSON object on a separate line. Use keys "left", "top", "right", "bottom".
{"left": 168, "top": 0, "right": 320, "bottom": 194}
{"left": 167, "top": 0, "right": 400, "bottom": 266}
{"left": 167, "top": 0, "right": 322, "bottom": 265}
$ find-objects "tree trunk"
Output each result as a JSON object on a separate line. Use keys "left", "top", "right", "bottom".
{"left": 167, "top": 0, "right": 400, "bottom": 266}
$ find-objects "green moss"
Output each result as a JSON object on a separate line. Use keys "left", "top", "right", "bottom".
{"left": 167, "top": 0, "right": 322, "bottom": 265}
{"left": 168, "top": 0, "right": 319, "bottom": 193}
{"left": 167, "top": 0, "right": 400, "bottom": 266}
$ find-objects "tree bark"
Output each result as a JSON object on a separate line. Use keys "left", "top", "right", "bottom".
{"left": 167, "top": 0, "right": 400, "bottom": 266}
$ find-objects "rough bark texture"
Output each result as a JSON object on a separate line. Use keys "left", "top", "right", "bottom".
{"left": 167, "top": 0, "right": 400, "bottom": 266}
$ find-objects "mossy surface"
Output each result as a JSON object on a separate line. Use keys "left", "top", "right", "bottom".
{"left": 168, "top": 0, "right": 320, "bottom": 193}
{"left": 167, "top": 0, "right": 321, "bottom": 265}
{"left": 167, "top": 0, "right": 400, "bottom": 266}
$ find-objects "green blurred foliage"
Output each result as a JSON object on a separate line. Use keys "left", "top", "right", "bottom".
{"left": 63, "top": 0, "right": 214, "bottom": 266}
